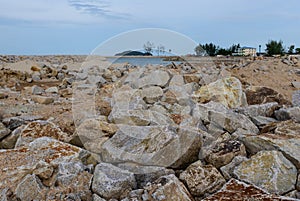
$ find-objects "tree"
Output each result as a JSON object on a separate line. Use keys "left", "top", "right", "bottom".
{"left": 288, "top": 45, "right": 295, "bottom": 54}
{"left": 195, "top": 43, "right": 218, "bottom": 56}
{"left": 143, "top": 41, "right": 155, "bottom": 54}
{"left": 296, "top": 48, "right": 300, "bottom": 54}
{"left": 195, "top": 44, "right": 206, "bottom": 56}
{"left": 216, "top": 48, "right": 231, "bottom": 56}
{"left": 265, "top": 40, "right": 285, "bottom": 56}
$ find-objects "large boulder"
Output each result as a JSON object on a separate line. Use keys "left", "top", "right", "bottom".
{"left": 179, "top": 161, "right": 226, "bottom": 197}
{"left": 203, "top": 179, "right": 297, "bottom": 201}
{"left": 239, "top": 121, "right": 300, "bottom": 168}
{"left": 15, "top": 121, "right": 72, "bottom": 147}
{"left": 233, "top": 150, "right": 297, "bottom": 195}
{"left": 192, "top": 77, "right": 247, "bottom": 109}
{"left": 92, "top": 163, "right": 136, "bottom": 200}
{"left": 100, "top": 125, "right": 202, "bottom": 168}
{"left": 245, "top": 86, "right": 291, "bottom": 105}
{"left": 0, "top": 137, "right": 91, "bottom": 199}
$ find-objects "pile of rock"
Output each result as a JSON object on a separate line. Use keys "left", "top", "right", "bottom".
{"left": 1, "top": 60, "right": 300, "bottom": 201}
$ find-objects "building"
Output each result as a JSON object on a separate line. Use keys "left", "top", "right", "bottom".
{"left": 236, "top": 47, "right": 257, "bottom": 56}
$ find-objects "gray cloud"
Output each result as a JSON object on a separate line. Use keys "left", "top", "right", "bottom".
{"left": 68, "top": 0, "right": 130, "bottom": 20}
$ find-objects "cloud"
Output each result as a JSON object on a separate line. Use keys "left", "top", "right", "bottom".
{"left": 68, "top": 0, "right": 130, "bottom": 20}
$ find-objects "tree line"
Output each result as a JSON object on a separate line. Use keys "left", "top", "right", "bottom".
{"left": 195, "top": 40, "right": 300, "bottom": 56}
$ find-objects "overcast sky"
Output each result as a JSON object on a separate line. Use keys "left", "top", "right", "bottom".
{"left": 0, "top": 0, "right": 299, "bottom": 55}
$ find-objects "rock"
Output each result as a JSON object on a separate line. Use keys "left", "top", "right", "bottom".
{"left": 117, "top": 163, "right": 175, "bottom": 188}
{"left": 0, "top": 92, "right": 8, "bottom": 99}
{"left": 31, "top": 66, "right": 41, "bottom": 72}
{"left": 31, "top": 85, "right": 44, "bottom": 95}
{"left": 15, "top": 174, "right": 45, "bottom": 201}
{"left": 251, "top": 116, "right": 278, "bottom": 127}
{"left": 46, "top": 161, "right": 93, "bottom": 200}
{"left": 141, "top": 86, "right": 163, "bottom": 104}
{"left": 203, "top": 179, "right": 297, "bottom": 201}
{"left": 137, "top": 70, "right": 170, "bottom": 88}
{"left": 183, "top": 74, "right": 201, "bottom": 83}
{"left": 292, "top": 90, "right": 300, "bottom": 107}
{"left": 233, "top": 150, "right": 297, "bottom": 195}
{"left": 59, "top": 88, "right": 72, "bottom": 97}
{"left": 205, "top": 140, "right": 247, "bottom": 168}
{"left": 32, "top": 73, "right": 41, "bottom": 82}
{"left": 92, "top": 194, "right": 106, "bottom": 201}
{"left": 2, "top": 117, "right": 25, "bottom": 130}
{"left": 209, "top": 109, "right": 259, "bottom": 134}
{"left": 220, "top": 156, "right": 248, "bottom": 180}
{"left": 92, "top": 163, "right": 136, "bottom": 199}
{"left": 245, "top": 86, "right": 291, "bottom": 105}
{"left": 0, "top": 137, "right": 90, "bottom": 193}
{"left": 32, "top": 95, "right": 54, "bottom": 104}
{"left": 15, "top": 121, "right": 72, "bottom": 147}
{"left": 45, "top": 86, "right": 58, "bottom": 93}
{"left": 169, "top": 74, "right": 185, "bottom": 86}
{"left": 235, "top": 102, "right": 279, "bottom": 118}
{"left": 179, "top": 161, "right": 226, "bottom": 197}
{"left": 0, "top": 122, "right": 10, "bottom": 140}
{"left": 32, "top": 161, "right": 54, "bottom": 180}
{"left": 0, "top": 125, "right": 24, "bottom": 149}
{"left": 275, "top": 107, "right": 300, "bottom": 122}
{"left": 239, "top": 123, "right": 300, "bottom": 169}
{"left": 292, "top": 81, "right": 300, "bottom": 89}
{"left": 192, "top": 77, "right": 246, "bottom": 109}
{"left": 144, "top": 174, "right": 193, "bottom": 201}
{"left": 101, "top": 125, "right": 202, "bottom": 168}
{"left": 57, "top": 72, "right": 65, "bottom": 80}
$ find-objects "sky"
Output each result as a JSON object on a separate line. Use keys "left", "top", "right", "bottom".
{"left": 0, "top": 0, "right": 299, "bottom": 55}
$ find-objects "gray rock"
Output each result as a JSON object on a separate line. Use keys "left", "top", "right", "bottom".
{"left": 2, "top": 117, "right": 25, "bottom": 130}
{"left": 0, "top": 122, "right": 10, "bottom": 140}
{"left": 236, "top": 102, "right": 278, "bottom": 117}
{"left": 144, "top": 174, "right": 193, "bottom": 201}
{"left": 141, "top": 86, "right": 163, "bottom": 104}
{"left": 251, "top": 116, "right": 278, "bottom": 127}
{"left": 297, "top": 174, "right": 300, "bottom": 191}
{"left": 15, "top": 174, "right": 45, "bottom": 201}
{"left": 92, "top": 163, "right": 136, "bottom": 199}
{"left": 101, "top": 125, "right": 202, "bottom": 168}
{"left": 32, "top": 73, "right": 41, "bottom": 82}
{"left": 209, "top": 110, "right": 259, "bottom": 134}
{"left": 179, "top": 160, "right": 226, "bottom": 197}
{"left": 169, "top": 74, "right": 185, "bottom": 86}
{"left": 45, "top": 87, "right": 58, "bottom": 93}
{"left": 137, "top": 70, "right": 170, "bottom": 88}
{"left": 117, "top": 163, "right": 175, "bottom": 188}
{"left": 275, "top": 107, "right": 300, "bottom": 122}
{"left": 31, "top": 85, "right": 44, "bottom": 95}
{"left": 239, "top": 123, "right": 300, "bottom": 169}
{"left": 92, "top": 194, "right": 106, "bottom": 201}
{"left": 292, "top": 90, "right": 300, "bottom": 107}
{"left": 0, "top": 125, "right": 24, "bottom": 149}
{"left": 220, "top": 156, "right": 248, "bottom": 180}
{"left": 57, "top": 72, "right": 65, "bottom": 80}
{"left": 292, "top": 81, "right": 300, "bottom": 89}
{"left": 234, "top": 150, "right": 297, "bottom": 195}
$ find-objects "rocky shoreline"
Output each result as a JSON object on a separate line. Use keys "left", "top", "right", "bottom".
{"left": 0, "top": 55, "right": 300, "bottom": 200}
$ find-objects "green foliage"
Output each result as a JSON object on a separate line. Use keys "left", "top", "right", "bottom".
{"left": 296, "top": 48, "right": 300, "bottom": 54}
{"left": 195, "top": 43, "right": 240, "bottom": 56}
{"left": 265, "top": 40, "right": 285, "bottom": 56}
